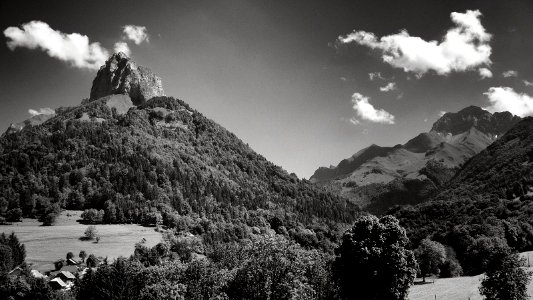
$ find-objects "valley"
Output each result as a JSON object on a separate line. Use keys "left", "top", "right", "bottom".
{"left": 0, "top": 210, "right": 161, "bottom": 272}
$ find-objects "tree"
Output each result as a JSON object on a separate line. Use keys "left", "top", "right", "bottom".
{"left": 0, "top": 244, "right": 13, "bottom": 275}
{"left": 84, "top": 226, "right": 98, "bottom": 240}
{"left": 333, "top": 215, "right": 417, "bottom": 300}
{"left": 54, "top": 259, "right": 64, "bottom": 271}
{"left": 66, "top": 252, "right": 74, "bottom": 261}
{"left": 86, "top": 254, "right": 98, "bottom": 268}
{"left": 414, "top": 239, "right": 446, "bottom": 282}
{"left": 480, "top": 253, "right": 532, "bottom": 300}
{"left": 79, "top": 250, "right": 87, "bottom": 262}
{"left": 465, "top": 236, "right": 511, "bottom": 275}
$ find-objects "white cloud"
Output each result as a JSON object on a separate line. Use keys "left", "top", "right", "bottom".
{"left": 438, "top": 111, "right": 447, "bottom": 117}
{"left": 28, "top": 107, "right": 55, "bottom": 116}
{"left": 502, "top": 70, "right": 518, "bottom": 78}
{"left": 351, "top": 93, "right": 395, "bottom": 124}
{"left": 524, "top": 80, "right": 533, "bottom": 87}
{"left": 338, "top": 10, "right": 491, "bottom": 76}
{"left": 113, "top": 42, "right": 131, "bottom": 56}
{"left": 379, "top": 82, "right": 397, "bottom": 92}
{"left": 340, "top": 76, "right": 347, "bottom": 81}
{"left": 349, "top": 118, "right": 360, "bottom": 125}
{"left": 4, "top": 21, "right": 109, "bottom": 70}
{"left": 478, "top": 67, "right": 493, "bottom": 79}
{"left": 484, "top": 87, "right": 533, "bottom": 117}
{"left": 122, "top": 25, "right": 149, "bottom": 45}
{"left": 369, "top": 72, "right": 384, "bottom": 81}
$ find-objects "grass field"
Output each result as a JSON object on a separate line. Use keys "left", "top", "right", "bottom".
{"left": 0, "top": 210, "right": 162, "bottom": 272}
{"left": 408, "top": 252, "right": 533, "bottom": 300}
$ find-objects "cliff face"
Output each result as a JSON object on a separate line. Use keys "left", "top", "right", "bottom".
{"left": 431, "top": 105, "right": 520, "bottom": 136}
{"left": 89, "top": 52, "right": 164, "bottom": 105}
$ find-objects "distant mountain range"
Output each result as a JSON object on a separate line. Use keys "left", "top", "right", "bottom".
{"left": 310, "top": 106, "right": 521, "bottom": 214}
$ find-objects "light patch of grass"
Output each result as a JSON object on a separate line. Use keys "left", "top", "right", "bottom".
{"left": 0, "top": 210, "right": 162, "bottom": 272}
{"left": 409, "top": 254, "right": 533, "bottom": 300}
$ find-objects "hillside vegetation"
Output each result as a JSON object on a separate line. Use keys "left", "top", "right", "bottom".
{"left": 0, "top": 54, "right": 359, "bottom": 253}
{"left": 393, "top": 117, "right": 533, "bottom": 275}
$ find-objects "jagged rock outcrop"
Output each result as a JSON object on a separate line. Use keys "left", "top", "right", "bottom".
{"left": 431, "top": 105, "right": 520, "bottom": 136}
{"left": 89, "top": 52, "right": 164, "bottom": 105}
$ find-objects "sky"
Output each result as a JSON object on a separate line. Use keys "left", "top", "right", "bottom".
{"left": 2, "top": 0, "right": 533, "bottom": 179}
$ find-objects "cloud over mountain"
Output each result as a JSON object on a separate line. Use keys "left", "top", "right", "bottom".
{"left": 478, "top": 68, "right": 493, "bottom": 79}
{"left": 502, "top": 70, "right": 518, "bottom": 78}
{"left": 28, "top": 107, "right": 54, "bottom": 116}
{"left": 3, "top": 21, "right": 109, "bottom": 70}
{"left": 122, "top": 25, "right": 149, "bottom": 44}
{"left": 338, "top": 10, "right": 492, "bottom": 76}
{"left": 113, "top": 41, "right": 131, "bottom": 56}
{"left": 351, "top": 93, "right": 395, "bottom": 124}
{"left": 484, "top": 87, "right": 533, "bottom": 117}
{"left": 380, "top": 82, "right": 397, "bottom": 92}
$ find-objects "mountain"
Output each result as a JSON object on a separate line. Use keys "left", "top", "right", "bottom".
{"left": 0, "top": 53, "right": 358, "bottom": 250}
{"left": 391, "top": 117, "right": 533, "bottom": 273}
{"left": 436, "top": 116, "right": 533, "bottom": 200}
{"left": 310, "top": 106, "right": 521, "bottom": 214}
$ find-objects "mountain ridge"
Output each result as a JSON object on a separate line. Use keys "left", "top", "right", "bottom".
{"left": 0, "top": 54, "right": 358, "bottom": 251}
{"left": 310, "top": 106, "right": 521, "bottom": 213}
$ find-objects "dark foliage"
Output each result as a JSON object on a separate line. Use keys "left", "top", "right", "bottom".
{"left": 0, "top": 96, "right": 360, "bottom": 252}
{"left": 333, "top": 215, "right": 417, "bottom": 300}
{"left": 480, "top": 253, "right": 532, "bottom": 300}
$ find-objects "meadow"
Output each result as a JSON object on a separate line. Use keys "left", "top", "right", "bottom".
{"left": 408, "top": 251, "right": 533, "bottom": 300}
{"left": 0, "top": 210, "right": 162, "bottom": 272}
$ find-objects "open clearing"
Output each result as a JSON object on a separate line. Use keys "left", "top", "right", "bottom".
{"left": 408, "top": 252, "right": 533, "bottom": 300}
{"left": 0, "top": 210, "right": 162, "bottom": 272}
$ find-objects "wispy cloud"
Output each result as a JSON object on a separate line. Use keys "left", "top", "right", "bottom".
{"left": 4, "top": 21, "right": 109, "bottom": 70}
{"left": 379, "top": 82, "right": 397, "bottom": 92}
{"left": 122, "top": 25, "right": 149, "bottom": 45}
{"left": 502, "top": 70, "right": 518, "bottom": 78}
{"left": 524, "top": 80, "right": 533, "bottom": 87}
{"left": 28, "top": 107, "right": 55, "bottom": 116}
{"left": 478, "top": 67, "right": 493, "bottom": 79}
{"left": 350, "top": 93, "right": 395, "bottom": 124}
{"left": 484, "top": 87, "right": 533, "bottom": 117}
{"left": 113, "top": 42, "right": 131, "bottom": 56}
{"left": 338, "top": 10, "right": 491, "bottom": 76}
{"left": 369, "top": 72, "right": 384, "bottom": 81}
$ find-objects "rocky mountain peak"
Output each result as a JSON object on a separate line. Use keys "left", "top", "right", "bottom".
{"left": 430, "top": 105, "right": 521, "bottom": 136}
{"left": 89, "top": 52, "right": 165, "bottom": 106}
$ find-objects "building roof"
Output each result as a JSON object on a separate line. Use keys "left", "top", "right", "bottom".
{"left": 60, "top": 265, "right": 79, "bottom": 274}
{"left": 50, "top": 277, "right": 67, "bottom": 288}
{"left": 30, "top": 269, "right": 46, "bottom": 278}
{"left": 58, "top": 271, "right": 76, "bottom": 280}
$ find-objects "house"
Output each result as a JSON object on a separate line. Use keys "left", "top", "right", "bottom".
{"left": 30, "top": 269, "right": 46, "bottom": 278}
{"left": 49, "top": 277, "right": 67, "bottom": 290}
{"left": 60, "top": 265, "right": 79, "bottom": 274}
{"left": 56, "top": 270, "right": 76, "bottom": 283}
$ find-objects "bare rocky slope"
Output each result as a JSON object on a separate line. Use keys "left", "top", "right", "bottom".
{"left": 310, "top": 106, "right": 521, "bottom": 214}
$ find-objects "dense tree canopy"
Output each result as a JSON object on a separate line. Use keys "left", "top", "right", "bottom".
{"left": 333, "top": 215, "right": 417, "bottom": 300}
{"left": 480, "top": 253, "right": 532, "bottom": 300}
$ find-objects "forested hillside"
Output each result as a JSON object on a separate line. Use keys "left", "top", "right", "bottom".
{"left": 392, "top": 117, "right": 533, "bottom": 275}
{"left": 0, "top": 54, "right": 359, "bottom": 252}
